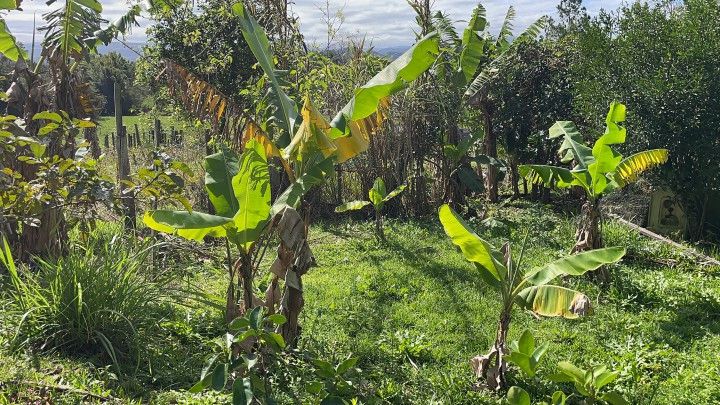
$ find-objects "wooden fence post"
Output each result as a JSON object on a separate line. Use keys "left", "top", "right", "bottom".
{"left": 134, "top": 123, "right": 141, "bottom": 147}
{"left": 154, "top": 118, "right": 162, "bottom": 147}
{"left": 115, "top": 81, "right": 135, "bottom": 230}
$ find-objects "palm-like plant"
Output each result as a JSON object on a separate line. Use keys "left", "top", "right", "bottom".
{"left": 439, "top": 204, "right": 625, "bottom": 391}
{"left": 431, "top": 4, "right": 545, "bottom": 202}
{"left": 335, "top": 177, "right": 406, "bottom": 241}
{"left": 147, "top": 1, "right": 440, "bottom": 334}
{"left": 520, "top": 102, "right": 668, "bottom": 254}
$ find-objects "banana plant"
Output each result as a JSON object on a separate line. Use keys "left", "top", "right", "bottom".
{"left": 144, "top": 140, "right": 272, "bottom": 322}
{"left": 335, "top": 177, "right": 406, "bottom": 241}
{"left": 520, "top": 102, "right": 668, "bottom": 255}
{"left": 548, "top": 361, "right": 629, "bottom": 405}
{"left": 507, "top": 386, "right": 567, "bottom": 405}
{"left": 438, "top": 204, "right": 625, "bottom": 391}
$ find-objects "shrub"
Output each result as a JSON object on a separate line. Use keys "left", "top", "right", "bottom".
{"left": 2, "top": 233, "right": 172, "bottom": 370}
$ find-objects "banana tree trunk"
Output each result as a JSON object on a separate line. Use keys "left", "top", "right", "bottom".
{"left": 572, "top": 199, "right": 603, "bottom": 253}
{"left": 471, "top": 307, "right": 511, "bottom": 391}
{"left": 480, "top": 103, "right": 498, "bottom": 202}
{"left": 239, "top": 252, "right": 254, "bottom": 314}
{"left": 375, "top": 209, "right": 385, "bottom": 242}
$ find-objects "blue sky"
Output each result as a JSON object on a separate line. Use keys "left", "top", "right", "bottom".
{"left": 5, "top": 0, "right": 623, "bottom": 47}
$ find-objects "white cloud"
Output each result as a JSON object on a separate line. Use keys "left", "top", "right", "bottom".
{"left": 4, "top": 0, "right": 623, "bottom": 46}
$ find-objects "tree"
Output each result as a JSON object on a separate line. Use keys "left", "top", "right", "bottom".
{"left": 82, "top": 53, "right": 146, "bottom": 115}
{"left": 520, "top": 102, "right": 668, "bottom": 256}
{"left": 2, "top": 0, "right": 144, "bottom": 257}
{"left": 431, "top": 5, "right": 545, "bottom": 203}
{"left": 439, "top": 204, "right": 625, "bottom": 391}
{"left": 486, "top": 40, "right": 573, "bottom": 198}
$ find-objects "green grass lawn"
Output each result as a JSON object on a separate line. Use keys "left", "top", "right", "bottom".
{"left": 1, "top": 201, "right": 718, "bottom": 403}
{"left": 95, "top": 116, "right": 180, "bottom": 136}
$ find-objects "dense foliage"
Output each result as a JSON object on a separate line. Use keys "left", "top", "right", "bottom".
{"left": 1, "top": 0, "right": 720, "bottom": 404}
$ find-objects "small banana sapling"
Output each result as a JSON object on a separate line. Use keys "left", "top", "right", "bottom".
{"left": 438, "top": 204, "right": 625, "bottom": 391}
{"left": 335, "top": 177, "right": 406, "bottom": 241}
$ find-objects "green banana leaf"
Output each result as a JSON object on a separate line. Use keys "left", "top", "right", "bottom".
{"left": 459, "top": 4, "right": 487, "bottom": 84}
{"left": 233, "top": 1, "right": 298, "bottom": 147}
{"left": 231, "top": 139, "right": 271, "bottom": 252}
{"left": 524, "top": 247, "right": 625, "bottom": 286}
{"left": 0, "top": 19, "right": 27, "bottom": 61}
{"left": 143, "top": 211, "right": 232, "bottom": 241}
{"left": 549, "top": 121, "right": 593, "bottom": 169}
{"left": 516, "top": 285, "right": 592, "bottom": 319}
{"left": 204, "top": 148, "right": 239, "bottom": 218}
{"left": 328, "top": 32, "right": 440, "bottom": 139}
{"left": 335, "top": 200, "right": 371, "bottom": 213}
{"left": 271, "top": 156, "right": 334, "bottom": 217}
{"left": 438, "top": 204, "right": 506, "bottom": 283}
{"left": 383, "top": 184, "right": 406, "bottom": 202}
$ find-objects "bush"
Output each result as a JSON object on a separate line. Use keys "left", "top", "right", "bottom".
{"left": 2, "top": 233, "right": 172, "bottom": 370}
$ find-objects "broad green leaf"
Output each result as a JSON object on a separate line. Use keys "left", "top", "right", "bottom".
{"left": 266, "top": 313, "right": 286, "bottom": 325}
{"left": 517, "top": 329, "right": 534, "bottom": 354}
{"left": 549, "top": 121, "right": 593, "bottom": 169}
{"left": 519, "top": 164, "right": 575, "bottom": 189}
{"left": 232, "top": 2, "right": 298, "bottom": 146}
{"left": 612, "top": 149, "right": 668, "bottom": 188}
{"left": 458, "top": 166, "right": 484, "bottom": 192}
{"left": 232, "top": 377, "right": 253, "bottom": 405}
{"left": 143, "top": 211, "right": 231, "bottom": 241}
{"left": 601, "top": 391, "right": 630, "bottom": 405}
{"left": 517, "top": 285, "right": 592, "bottom": 319}
{"left": 557, "top": 361, "right": 586, "bottom": 382}
{"left": 507, "top": 386, "right": 531, "bottom": 405}
{"left": 383, "top": 184, "right": 406, "bottom": 202}
{"left": 211, "top": 363, "right": 227, "bottom": 391}
{"left": 0, "top": 0, "right": 17, "bottom": 10}
{"left": 369, "top": 177, "right": 386, "bottom": 209}
{"left": 438, "top": 204, "right": 505, "bottom": 283}
{"left": 335, "top": 200, "right": 371, "bottom": 213}
{"left": 232, "top": 139, "right": 271, "bottom": 252}
{"left": 551, "top": 391, "right": 567, "bottom": 405}
{"left": 204, "top": 148, "right": 239, "bottom": 218}
{"left": 271, "top": 156, "right": 334, "bottom": 217}
{"left": 524, "top": 247, "right": 626, "bottom": 286}
{"left": 589, "top": 102, "right": 628, "bottom": 196}
{"left": 75, "top": 0, "right": 102, "bottom": 13}
{"left": 459, "top": 4, "right": 487, "bottom": 84}
{"left": 33, "top": 111, "right": 62, "bottom": 123}
{"left": 595, "top": 371, "right": 619, "bottom": 390}
{"left": 0, "top": 20, "right": 26, "bottom": 62}
{"left": 329, "top": 32, "right": 439, "bottom": 138}
{"left": 336, "top": 357, "right": 358, "bottom": 375}
{"left": 248, "top": 306, "right": 262, "bottom": 329}
{"left": 328, "top": 33, "right": 439, "bottom": 162}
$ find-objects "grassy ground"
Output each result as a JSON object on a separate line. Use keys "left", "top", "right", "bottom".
{"left": 96, "top": 116, "right": 180, "bottom": 136}
{"left": 1, "top": 201, "right": 719, "bottom": 403}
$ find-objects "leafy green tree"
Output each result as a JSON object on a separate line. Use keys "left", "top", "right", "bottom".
{"left": 146, "top": 0, "right": 257, "bottom": 106}
{"left": 82, "top": 53, "right": 147, "bottom": 115}
{"left": 429, "top": 4, "right": 545, "bottom": 203}
{"left": 486, "top": 40, "right": 573, "bottom": 197}
{"left": 439, "top": 204, "right": 625, "bottom": 390}
{"left": 520, "top": 102, "right": 668, "bottom": 256}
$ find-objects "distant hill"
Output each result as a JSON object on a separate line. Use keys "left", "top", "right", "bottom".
{"left": 21, "top": 41, "right": 407, "bottom": 62}
{"left": 22, "top": 41, "right": 145, "bottom": 62}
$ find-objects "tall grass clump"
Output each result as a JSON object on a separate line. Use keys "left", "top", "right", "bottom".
{"left": 0, "top": 233, "right": 172, "bottom": 369}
